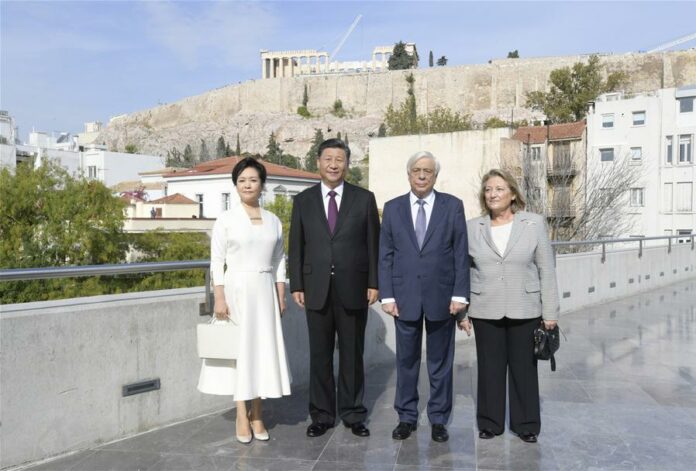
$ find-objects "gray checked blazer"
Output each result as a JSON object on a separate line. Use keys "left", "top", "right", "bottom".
{"left": 465, "top": 211, "right": 560, "bottom": 321}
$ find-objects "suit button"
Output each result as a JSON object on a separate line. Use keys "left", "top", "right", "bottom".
{"left": 499, "top": 276, "right": 504, "bottom": 281}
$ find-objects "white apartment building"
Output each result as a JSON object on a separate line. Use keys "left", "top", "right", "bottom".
{"left": 163, "top": 157, "right": 320, "bottom": 219}
{"left": 587, "top": 85, "right": 696, "bottom": 240}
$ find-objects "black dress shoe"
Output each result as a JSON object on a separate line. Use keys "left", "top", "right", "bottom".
{"left": 344, "top": 421, "right": 370, "bottom": 437}
{"left": 306, "top": 422, "right": 332, "bottom": 437}
{"left": 392, "top": 422, "right": 417, "bottom": 440}
{"left": 478, "top": 429, "right": 495, "bottom": 439}
{"left": 431, "top": 424, "right": 449, "bottom": 442}
{"left": 519, "top": 432, "right": 538, "bottom": 443}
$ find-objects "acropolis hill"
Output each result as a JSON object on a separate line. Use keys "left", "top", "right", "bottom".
{"left": 98, "top": 49, "right": 696, "bottom": 162}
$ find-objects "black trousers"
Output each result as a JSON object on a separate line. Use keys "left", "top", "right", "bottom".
{"left": 471, "top": 316, "right": 541, "bottom": 435}
{"left": 306, "top": 279, "right": 368, "bottom": 425}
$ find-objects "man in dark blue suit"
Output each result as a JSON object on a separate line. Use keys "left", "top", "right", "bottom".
{"left": 379, "top": 151, "right": 470, "bottom": 443}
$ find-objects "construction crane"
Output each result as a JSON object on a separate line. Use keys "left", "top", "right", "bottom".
{"left": 329, "top": 14, "right": 362, "bottom": 61}
{"left": 647, "top": 32, "right": 696, "bottom": 53}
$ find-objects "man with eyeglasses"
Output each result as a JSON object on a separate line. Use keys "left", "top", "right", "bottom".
{"left": 378, "top": 151, "right": 470, "bottom": 442}
{"left": 289, "top": 138, "right": 380, "bottom": 438}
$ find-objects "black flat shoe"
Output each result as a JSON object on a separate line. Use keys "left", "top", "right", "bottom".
{"left": 306, "top": 422, "right": 332, "bottom": 438}
{"left": 478, "top": 429, "right": 495, "bottom": 439}
{"left": 392, "top": 422, "right": 417, "bottom": 440}
{"left": 431, "top": 424, "right": 449, "bottom": 442}
{"left": 344, "top": 421, "right": 370, "bottom": 437}
{"left": 519, "top": 432, "right": 538, "bottom": 443}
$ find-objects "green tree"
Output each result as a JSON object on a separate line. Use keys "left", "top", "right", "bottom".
{"left": 337, "top": 131, "right": 342, "bottom": 141}
{"left": 264, "top": 195, "right": 293, "bottom": 257}
{"left": 507, "top": 50, "right": 519, "bottom": 59}
{"left": 235, "top": 134, "right": 241, "bottom": 156}
{"left": 388, "top": 41, "right": 418, "bottom": 70}
{"left": 199, "top": 139, "right": 210, "bottom": 162}
{"left": 483, "top": 116, "right": 509, "bottom": 129}
{"left": 166, "top": 147, "right": 182, "bottom": 167}
{"left": 378, "top": 123, "right": 387, "bottom": 137}
{"left": 302, "top": 83, "right": 309, "bottom": 107}
{"left": 344, "top": 133, "right": 349, "bottom": 146}
{"left": 265, "top": 132, "right": 283, "bottom": 164}
{"left": 216, "top": 136, "right": 227, "bottom": 158}
{"left": 345, "top": 166, "right": 363, "bottom": 187}
{"left": 304, "top": 128, "right": 324, "bottom": 172}
{"left": 124, "top": 143, "right": 137, "bottom": 154}
{"left": 183, "top": 144, "right": 195, "bottom": 167}
{"left": 525, "top": 54, "right": 628, "bottom": 123}
{"left": 437, "top": 56, "right": 447, "bottom": 66}
{"left": 332, "top": 99, "right": 346, "bottom": 118}
{"left": 0, "top": 162, "right": 128, "bottom": 303}
{"left": 423, "top": 107, "right": 472, "bottom": 134}
{"left": 429, "top": 50, "right": 434, "bottom": 67}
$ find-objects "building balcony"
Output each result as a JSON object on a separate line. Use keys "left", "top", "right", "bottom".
{"left": 546, "top": 205, "right": 577, "bottom": 218}
{"left": 546, "top": 162, "right": 578, "bottom": 178}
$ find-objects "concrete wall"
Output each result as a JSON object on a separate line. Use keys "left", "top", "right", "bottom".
{"left": 3, "top": 239, "right": 696, "bottom": 468}
{"left": 368, "top": 128, "right": 512, "bottom": 212}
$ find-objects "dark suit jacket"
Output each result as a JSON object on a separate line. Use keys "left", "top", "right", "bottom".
{"left": 378, "top": 191, "right": 470, "bottom": 322}
{"left": 289, "top": 182, "right": 380, "bottom": 311}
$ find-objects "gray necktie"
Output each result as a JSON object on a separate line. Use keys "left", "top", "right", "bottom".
{"left": 415, "top": 199, "right": 426, "bottom": 249}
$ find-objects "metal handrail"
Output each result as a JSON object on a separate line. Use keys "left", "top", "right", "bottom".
{"left": 0, "top": 235, "right": 693, "bottom": 300}
{"left": 0, "top": 260, "right": 213, "bottom": 315}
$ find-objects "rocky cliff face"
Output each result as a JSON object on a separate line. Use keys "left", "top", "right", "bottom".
{"left": 97, "top": 50, "right": 696, "bottom": 165}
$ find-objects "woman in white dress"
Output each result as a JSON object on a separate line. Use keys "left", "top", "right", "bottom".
{"left": 198, "top": 157, "right": 292, "bottom": 444}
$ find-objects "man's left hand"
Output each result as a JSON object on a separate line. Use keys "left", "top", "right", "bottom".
{"left": 449, "top": 301, "right": 467, "bottom": 315}
{"left": 543, "top": 320, "right": 558, "bottom": 330}
{"left": 367, "top": 288, "right": 379, "bottom": 305}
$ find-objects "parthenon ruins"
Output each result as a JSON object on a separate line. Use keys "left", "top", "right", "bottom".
{"left": 259, "top": 43, "right": 417, "bottom": 79}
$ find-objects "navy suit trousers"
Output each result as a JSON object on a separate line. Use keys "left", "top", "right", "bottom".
{"left": 394, "top": 313, "right": 456, "bottom": 425}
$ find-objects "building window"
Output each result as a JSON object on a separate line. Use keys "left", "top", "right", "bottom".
{"left": 632, "top": 111, "right": 645, "bottom": 126}
{"left": 195, "top": 193, "right": 204, "bottom": 218}
{"left": 630, "top": 188, "right": 645, "bottom": 207}
{"left": 529, "top": 146, "right": 541, "bottom": 161}
{"left": 676, "top": 182, "right": 693, "bottom": 212}
{"left": 664, "top": 229, "right": 673, "bottom": 236}
{"left": 666, "top": 136, "right": 673, "bottom": 164}
{"left": 679, "top": 97, "right": 694, "bottom": 113}
{"left": 87, "top": 165, "right": 97, "bottom": 179}
{"left": 679, "top": 135, "right": 692, "bottom": 163}
{"left": 602, "top": 114, "right": 614, "bottom": 128}
{"left": 630, "top": 147, "right": 642, "bottom": 161}
{"left": 221, "top": 193, "right": 230, "bottom": 211}
{"left": 532, "top": 187, "right": 541, "bottom": 200}
{"left": 600, "top": 148, "right": 614, "bottom": 162}
{"left": 663, "top": 183, "right": 673, "bottom": 212}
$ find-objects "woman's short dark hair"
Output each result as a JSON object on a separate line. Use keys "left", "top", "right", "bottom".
{"left": 317, "top": 138, "right": 351, "bottom": 162}
{"left": 231, "top": 157, "right": 267, "bottom": 185}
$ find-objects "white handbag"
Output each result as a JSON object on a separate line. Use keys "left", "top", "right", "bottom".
{"left": 197, "top": 317, "right": 239, "bottom": 360}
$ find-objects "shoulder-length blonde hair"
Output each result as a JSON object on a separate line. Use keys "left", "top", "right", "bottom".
{"left": 478, "top": 169, "right": 526, "bottom": 215}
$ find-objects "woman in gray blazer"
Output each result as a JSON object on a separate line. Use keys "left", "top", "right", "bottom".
{"left": 458, "top": 169, "right": 559, "bottom": 443}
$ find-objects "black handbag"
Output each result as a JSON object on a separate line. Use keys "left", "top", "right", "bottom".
{"left": 533, "top": 323, "right": 561, "bottom": 371}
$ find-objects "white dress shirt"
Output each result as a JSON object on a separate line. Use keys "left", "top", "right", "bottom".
{"left": 320, "top": 181, "right": 344, "bottom": 217}
{"left": 383, "top": 190, "right": 468, "bottom": 306}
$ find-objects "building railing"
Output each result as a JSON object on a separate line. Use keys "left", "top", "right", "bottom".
{"left": 1, "top": 235, "right": 695, "bottom": 301}
{"left": 546, "top": 162, "right": 578, "bottom": 177}
{"left": 545, "top": 205, "right": 577, "bottom": 218}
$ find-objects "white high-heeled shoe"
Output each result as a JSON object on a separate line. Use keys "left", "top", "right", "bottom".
{"left": 236, "top": 420, "right": 252, "bottom": 444}
{"left": 251, "top": 421, "right": 269, "bottom": 441}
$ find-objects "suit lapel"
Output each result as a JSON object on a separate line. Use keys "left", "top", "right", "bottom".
{"left": 479, "top": 215, "right": 501, "bottom": 257}
{"left": 332, "top": 182, "right": 355, "bottom": 238}
{"left": 398, "top": 194, "right": 420, "bottom": 251}
{"left": 421, "top": 191, "right": 444, "bottom": 250}
{"left": 310, "top": 184, "right": 331, "bottom": 238}
{"left": 502, "top": 212, "right": 528, "bottom": 259}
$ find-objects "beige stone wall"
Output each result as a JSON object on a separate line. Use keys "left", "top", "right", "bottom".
{"left": 98, "top": 50, "right": 696, "bottom": 162}
{"left": 368, "top": 128, "right": 513, "bottom": 214}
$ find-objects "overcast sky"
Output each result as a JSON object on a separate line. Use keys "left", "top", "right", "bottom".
{"left": 2, "top": 1, "right": 695, "bottom": 140}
